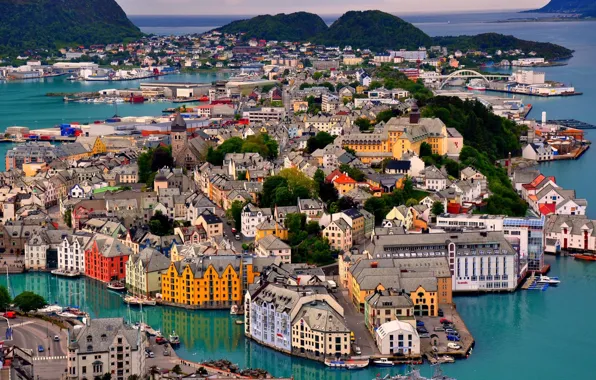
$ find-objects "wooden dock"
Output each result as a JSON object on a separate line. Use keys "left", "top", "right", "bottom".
{"left": 521, "top": 272, "right": 549, "bottom": 291}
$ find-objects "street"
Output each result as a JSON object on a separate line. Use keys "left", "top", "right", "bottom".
{"left": 334, "top": 289, "right": 380, "bottom": 357}
{"left": 213, "top": 206, "right": 254, "bottom": 252}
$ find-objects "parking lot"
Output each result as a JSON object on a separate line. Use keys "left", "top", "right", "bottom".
{"left": 418, "top": 304, "right": 474, "bottom": 358}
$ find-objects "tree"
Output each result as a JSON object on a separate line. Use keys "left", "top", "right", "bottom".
{"left": 172, "top": 365, "right": 183, "bottom": 375}
{"left": 13, "top": 291, "right": 46, "bottom": 313}
{"left": 419, "top": 142, "right": 433, "bottom": 158}
{"left": 313, "top": 71, "right": 323, "bottom": 80}
{"left": 150, "top": 146, "right": 173, "bottom": 172}
{"left": 376, "top": 109, "right": 397, "bottom": 123}
{"left": 339, "top": 164, "right": 365, "bottom": 182}
{"left": 343, "top": 146, "right": 357, "bottom": 156}
{"left": 149, "top": 211, "right": 174, "bottom": 236}
{"left": 355, "top": 117, "right": 372, "bottom": 132}
{"left": 406, "top": 198, "right": 419, "bottom": 207}
{"left": 305, "top": 221, "right": 320, "bottom": 235}
{"left": 0, "top": 286, "right": 11, "bottom": 310}
{"left": 237, "top": 171, "right": 247, "bottom": 180}
{"left": 314, "top": 169, "right": 338, "bottom": 204}
{"left": 285, "top": 213, "right": 306, "bottom": 233}
{"left": 368, "top": 80, "right": 383, "bottom": 90}
{"left": 432, "top": 201, "right": 445, "bottom": 216}
{"left": 306, "top": 132, "right": 336, "bottom": 153}
{"left": 63, "top": 209, "right": 72, "bottom": 228}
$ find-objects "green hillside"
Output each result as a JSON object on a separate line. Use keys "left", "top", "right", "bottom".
{"left": 216, "top": 12, "right": 328, "bottom": 41}
{"left": 0, "top": 0, "right": 143, "bottom": 54}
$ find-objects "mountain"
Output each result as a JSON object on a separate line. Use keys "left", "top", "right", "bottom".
{"left": 314, "top": 10, "right": 432, "bottom": 50}
{"left": 0, "top": 0, "right": 143, "bottom": 54}
{"left": 527, "top": 0, "right": 596, "bottom": 17}
{"left": 432, "top": 33, "right": 573, "bottom": 60}
{"left": 215, "top": 12, "right": 328, "bottom": 41}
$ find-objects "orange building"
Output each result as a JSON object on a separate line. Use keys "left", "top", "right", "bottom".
{"left": 84, "top": 234, "right": 133, "bottom": 283}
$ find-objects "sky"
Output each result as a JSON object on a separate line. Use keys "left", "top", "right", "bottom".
{"left": 116, "top": 0, "right": 551, "bottom": 16}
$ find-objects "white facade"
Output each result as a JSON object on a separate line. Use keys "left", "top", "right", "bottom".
{"left": 69, "top": 184, "right": 86, "bottom": 199}
{"left": 58, "top": 235, "right": 91, "bottom": 272}
{"left": 375, "top": 320, "right": 420, "bottom": 356}
{"left": 241, "top": 204, "right": 272, "bottom": 238}
{"left": 24, "top": 240, "right": 49, "bottom": 270}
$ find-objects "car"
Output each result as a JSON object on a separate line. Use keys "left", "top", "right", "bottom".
{"left": 235, "top": 234, "right": 241, "bottom": 241}
{"left": 350, "top": 332, "right": 355, "bottom": 342}
{"left": 434, "top": 326, "right": 445, "bottom": 332}
{"left": 416, "top": 320, "right": 425, "bottom": 327}
{"left": 163, "top": 348, "right": 171, "bottom": 356}
{"left": 447, "top": 335, "right": 460, "bottom": 342}
{"left": 447, "top": 343, "right": 462, "bottom": 350}
{"left": 148, "top": 352, "right": 155, "bottom": 358}
{"left": 53, "top": 335, "right": 60, "bottom": 341}
{"left": 156, "top": 336, "right": 167, "bottom": 345}
{"left": 416, "top": 327, "right": 428, "bottom": 334}
{"left": 231, "top": 227, "right": 237, "bottom": 233}
{"left": 38, "top": 345, "right": 44, "bottom": 352}
{"left": 438, "top": 309, "right": 444, "bottom": 317}
{"left": 352, "top": 344, "right": 361, "bottom": 355}
{"left": 440, "top": 318, "right": 452, "bottom": 324}
{"left": 4, "top": 311, "right": 16, "bottom": 319}
{"left": 419, "top": 333, "right": 430, "bottom": 338}
{"left": 445, "top": 328, "right": 457, "bottom": 334}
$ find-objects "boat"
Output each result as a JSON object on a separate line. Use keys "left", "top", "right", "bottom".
{"left": 107, "top": 281, "right": 126, "bottom": 292}
{"left": 235, "top": 320, "right": 244, "bottom": 325}
{"left": 230, "top": 305, "right": 244, "bottom": 315}
{"left": 169, "top": 331, "right": 180, "bottom": 346}
{"left": 536, "top": 275, "right": 561, "bottom": 285}
{"left": 56, "top": 311, "right": 78, "bottom": 319}
{"left": 573, "top": 254, "right": 596, "bottom": 261}
{"left": 373, "top": 358, "right": 394, "bottom": 367}
{"left": 438, "top": 355, "right": 455, "bottom": 363}
{"left": 123, "top": 295, "right": 157, "bottom": 306}
{"left": 324, "top": 358, "right": 369, "bottom": 369}
{"left": 466, "top": 79, "right": 487, "bottom": 91}
{"left": 36, "top": 305, "right": 63, "bottom": 314}
{"left": 67, "top": 75, "right": 78, "bottom": 81}
{"left": 50, "top": 269, "right": 81, "bottom": 278}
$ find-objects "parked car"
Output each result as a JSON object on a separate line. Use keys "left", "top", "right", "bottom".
{"left": 53, "top": 335, "right": 60, "bottom": 341}
{"left": 156, "top": 336, "right": 167, "bottom": 345}
{"left": 416, "top": 320, "right": 425, "bottom": 327}
{"left": 434, "top": 326, "right": 445, "bottom": 332}
{"left": 38, "top": 345, "right": 44, "bottom": 352}
{"left": 438, "top": 309, "right": 444, "bottom": 317}
{"left": 163, "top": 348, "right": 171, "bottom": 356}
{"left": 419, "top": 333, "right": 430, "bottom": 338}
{"left": 447, "top": 335, "right": 460, "bottom": 342}
{"left": 231, "top": 227, "right": 237, "bottom": 233}
{"left": 447, "top": 343, "right": 462, "bottom": 350}
{"left": 440, "top": 318, "right": 452, "bottom": 324}
{"left": 445, "top": 328, "right": 457, "bottom": 335}
{"left": 352, "top": 344, "right": 361, "bottom": 355}
{"left": 350, "top": 332, "right": 355, "bottom": 342}
{"left": 235, "top": 234, "right": 241, "bottom": 241}
{"left": 416, "top": 327, "right": 428, "bottom": 334}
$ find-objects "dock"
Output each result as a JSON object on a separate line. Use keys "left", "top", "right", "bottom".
{"left": 521, "top": 272, "right": 549, "bottom": 291}
{"left": 549, "top": 119, "right": 596, "bottom": 130}
{"left": 419, "top": 305, "right": 475, "bottom": 362}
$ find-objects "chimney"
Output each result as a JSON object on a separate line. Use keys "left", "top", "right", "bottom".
{"left": 410, "top": 111, "right": 420, "bottom": 124}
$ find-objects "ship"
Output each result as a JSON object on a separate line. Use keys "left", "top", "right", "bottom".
{"left": 467, "top": 79, "right": 486, "bottom": 91}
{"left": 372, "top": 363, "right": 455, "bottom": 380}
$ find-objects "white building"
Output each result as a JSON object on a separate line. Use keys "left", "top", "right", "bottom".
{"left": 522, "top": 143, "right": 553, "bottom": 162}
{"left": 241, "top": 203, "right": 272, "bottom": 238}
{"left": 545, "top": 215, "right": 596, "bottom": 254}
{"left": 66, "top": 318, "right": 145, "bottom": 380}
{"left": 375, "top": 320, "right": 420, "bottom": 356}
{"left": 255, "top": 235, "right": 292, "bottom": 263}
{"left": 513, "top": 70, "right": 545, "bottom": 85}
{"left": 58, "top": 233, "right": 93, "bottom": 273}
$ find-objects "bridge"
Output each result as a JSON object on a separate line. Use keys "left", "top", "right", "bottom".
{"left": 434, "top": 69, "right": 511, "bottom": 89}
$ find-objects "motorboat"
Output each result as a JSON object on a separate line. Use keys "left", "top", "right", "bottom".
{"left": 123, "top": 295, "right": 157, "bottom": 306}
{"left": 36, "top": 305, "right": 63, "bottom": 314}
{"left": 57, "top": 311, "right": 78, "bottom": 319}
{"left": 324, "top": 358, "right": 369, "bottom": 369}
{"left": 235, "top": 320, "right": 244, "bottom": 325}
{"left": 536, "top": 275, "right": 560, "bottom": 285}
{"left": 169, "top": 331, "right": 180, "bottom": 346}
{"left": 50, "top": 269, "right": 81, "bottom": 278}
{"left": 373, "top": 358, "right": 394, "bottom": 367}
{"left": 573, "top": 254, "right": 596, "bottom": 261}
{"left": 438, "top": 355, "right": 455, "bottom": 363}
{"left": 107, "top": 281, "right": 126, "bottom": 292}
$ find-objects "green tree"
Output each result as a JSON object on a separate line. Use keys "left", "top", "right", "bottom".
{"left": 226, "top": 200, "right": 244, "bottom": 231}
{"left": 305, "top": 221, "right": 321, "bottom": 235}
{"left": 368, "top": 80, "right": 383, "bottom": 90}
{"left": 149, "top": 211, "right": 174, "bottom": 236}
{"left": 431, "top": 201, "right": 445, "bottom": 216}
{"left": 0, "top": 286, "right": 11, "bottom": 310}
{"left": 237, "top": 171, "right": 247, "bottom": 180}
{"left": 13, "top": 291, "right": 46, "bottom": 313}
{"left": 313, "top": 71, "right": 323, "bottom": 80}
{"left": 343, "top": 146, "right": 357, "bottom": 156}
{"left": 306, "top": 132, "right": 336, "bottom": 153}
{"left": 405, "top": 198, "right": 419, "bottom": 207}
{"left": 354, "top": 117, "right": 371, "bottom": 132}
{"left": 172, "top": 365, "right": 183, "bottom": 375}
{"left": 63, "top": 209, "right": 72, "bottom": 228}
{"left": 419, "top": 142, "right": 433, "bottom": 158}
{"left": 285, "top": 213, "right": 306, "bottom": 233}
{"left": 339, "top": 164, "right": 365, "bottom": 182}
{"left": 376, "top": 109, "right": 397, "bottom": 123}
{"left": 314, "top": 169, "right": 338, "bottom": 204}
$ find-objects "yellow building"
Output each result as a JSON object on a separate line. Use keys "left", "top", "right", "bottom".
{"left": 161, "top": 256, "right": 259, "bottom": 308}
{"left": 340, "top": 112, "right": 449, "bottom": 164}
{"left": 22, "top": 162, "right": 47, "bottom": 177}
{"left": 255, "top": 218, "right": 288, "bottom": 242}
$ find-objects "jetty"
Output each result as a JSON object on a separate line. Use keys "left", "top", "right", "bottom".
{"left": 548, "top": 119, "right": 596, "bottom": 130}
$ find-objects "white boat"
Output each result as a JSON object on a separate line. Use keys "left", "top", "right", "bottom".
{"left": 324, "top": 358, "right": 369, "bottom": 369}
{"left": 123, "top": 295, "right": 157, "bottom": 306}
{"left": 36, "top": 305, "right": 63, "bottom": 314}
{"left": 373, "top": 358, "right": 394, "bottom": 367}
{"left": 536, "top": 275, "right": 560, "bottom": 285}
{"left": 107, "top": 281, "right": 126, "bottom": 292}
{"left": 467, "top": 79, "right": 487, "bottom": 91}
{"left": 57, "top": 312, "right": 78, "bottom": 319}
{"left": 439, "top": 355, "right": 455, "bottom": 363}
{"left": 51, "top": 269, "right": 81, "bottom": 278}
{"left": 169, "top": 331, "right": 180, "bottom": 345}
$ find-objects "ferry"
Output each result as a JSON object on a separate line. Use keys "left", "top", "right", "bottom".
{"left": 50, "top": 269, "right": 81, "bottom": 278}
{"left": 324, "top": 358, "right": 369, "bottom": 369}
{"left": 169, "top": 331, "right": 180, "bottom": 346}
{"left": 373, "top": 358, "right": 394, "bottom": 367}
{"left": 107, "top": 281, "right": 126, "bottom": 292}
{"left": 572, "top": 254, "right": 596, "bottom": 261}
{"left": 467, "top": 79, "right": 486, "bottom": 91}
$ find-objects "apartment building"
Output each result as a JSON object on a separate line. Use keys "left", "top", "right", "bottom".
{"left": 125, "top": 247, "right": 170, "bottom": 296}
{"left": 241, "top": 203, "right": 272, "bottom": 238}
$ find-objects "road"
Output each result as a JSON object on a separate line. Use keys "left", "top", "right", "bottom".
{"left": 334, "top": 290, "right": 380, "bottom": 357}
{"left": 213, "top": 205, "right": 254, "bottom": 252}
{"left": 1, "top": 316, "right": 69, "bottom": 379}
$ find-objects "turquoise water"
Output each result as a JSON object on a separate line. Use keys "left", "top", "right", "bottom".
{"left": 0, "top": 72, "right": 227, "bottom": 170}
{"left": 2, "top": 255, "right": 593, "bottom": 380}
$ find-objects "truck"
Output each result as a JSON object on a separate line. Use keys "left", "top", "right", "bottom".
{"left": 326, "top": 280, "right": 337, "bottom": 290}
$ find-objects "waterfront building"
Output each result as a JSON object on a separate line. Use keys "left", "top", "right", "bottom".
{"left": 241, "top": 203, "right": 272, "bottom": 238}
{"left": 195, "top": 211, "right": 224, "bottom": 238}
{"left": 66, "top": 318, "right": 145, "bottom": 380}
{"left": 375, "top": 320, "right": 420, "bottom": 356}
{"left": 125, "top": 247, "right": 170, "bottom": 296}
{"left": 545, "top": 214, "right": 596, "bottom": 254}
{"left": 24, "top": 230, "right": 64, "bottom": 270}
{"left": 364, "top": 288, "right": 416, "bottom": 334}
{"left": 84, "top": 234, "right": 133, "bottom": 283}
{"left": 255, "top": 235, "right": 292, "bottom": 263}
{"left": 58, "top": 233, "right": 94, "bottom": 273}
{"left": 160, "top": 256, "right": 263, "bottom": 308}
{"left": 367, "top": 231, "right": 520, "bottom": 292}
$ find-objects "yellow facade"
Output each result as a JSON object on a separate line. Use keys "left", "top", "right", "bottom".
{"left": 410, "top": 285, "right": 440, "bottom": 317}
{"left": 91, "top": 137, "right": 107, "bottom": 156}
{"left": 160, "top": 259, "right": 258, "bottom": 308}
{"left": 255, "top": 221, "right": 288, "bottom": 242}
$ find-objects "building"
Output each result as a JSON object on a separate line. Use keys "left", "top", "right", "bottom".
{"left": 522, "top": 143, "right": 554, "bottom": 162}
{"left": 125, "top": 247, "right": 170, "bottom": 296}
{"left": 58, "top": 233, "right": 93, "bottom": 273}
{"left": 170, "top": 114, "right": 202, "bottom": 170}
{"left": 322, "top": 219, "right": 352, "bottom": 252}
{"left": 84, "top": 234, "right": 133, "bottom": 283}
{"left": 160, "top": 256, "right": 259, "bottom": 308}
{"left": 195, "top": 211, "right": 224, "bottom": 238}
{"left": 365, "top": 288, "right": 415, "bottom": 334}
{"left": 367, "top": 231, "right": 520, "bottom": 292}
{"left": 24, "top": 230, "right": 64, "bottom": 270}
{"left": 66, "top": 317, "right": 145, "bottom": 380}
{"left": 242, "top": 107, "right": 285, "bottom": 122}
{"left": 255, "top": 218, "right": 289, "bottom": 242}
{"left": 545, "top": 214, "right": 596, "bottom": 255}
{"left": 255, "top": 235, "right": 292, "bottom": 263}
{"left": 297, "top": 198, "right": 325, "bottom": 222}
{"left": 375, "top": 320, "right": 420, "bottom": 356}
{"left": 241, "top": 203, "right": 272, "bottom": 238}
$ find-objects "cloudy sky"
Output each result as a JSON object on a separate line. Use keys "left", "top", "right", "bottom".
{"left": 117, "top": 0, "right": 550, "bottom": 15}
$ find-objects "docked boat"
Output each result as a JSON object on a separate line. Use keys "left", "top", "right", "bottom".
{"left": 536, "top": 275, "right": 560, "bottom": 285}
{"left": 230, "top": 305, "right": 244, "bottom": 315}
{"left": 573, "top": 254, "right": 596, "bottom": 261}
{"left": 373, "top": 358, "right": 394, "bottom": 367}
{"left": 107, "top": 281, "right": 126, "bottom": 292}
{"left": 36, "top": 305, "right": 63, "bottom": 314}
{"left": 57, "top": 311, "right": 78, "bottom": 319}
{"left": 123, "top": 295, "right": 157, "bottom": 306}
{"left": 169, "top": 331, "right": 180, "bottom": 346}
{"left": 324, "top": 358, "right": 369, "bottom": 369}
{"left": 466, "top": 79, "right": 487, "bottom": 91}
{"left": 51, "top": 269, "right": 81, "bottom": 278}
{"left": 438, "top": 355, "right": 455, "bottom": 363}
{"left": 235, "top": 320, "right": 244, "bottom": 325}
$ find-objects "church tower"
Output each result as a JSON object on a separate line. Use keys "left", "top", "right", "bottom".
{"left": 171, "top": 113, "right": 187, "bottom": 167}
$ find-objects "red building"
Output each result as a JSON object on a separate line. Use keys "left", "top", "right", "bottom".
{"left": 84, "top": 234, "right": 132, "bottom": 283}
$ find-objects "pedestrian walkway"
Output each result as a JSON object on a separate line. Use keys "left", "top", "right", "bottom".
{"left": 11, "top": 321, "right": 35, "bottom": 328}
{"left": 32, "top": 356, "right": 67, "bottom": 361}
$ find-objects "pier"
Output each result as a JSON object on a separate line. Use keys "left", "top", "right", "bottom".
{"left": 548, "top": 119, "right": 596, "bottom": 130}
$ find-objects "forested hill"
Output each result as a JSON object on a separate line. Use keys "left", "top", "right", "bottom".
{"left": 0, "top": 0, "right": 143, "bottom": 54}
{"left": 526, "top": 0, "right": 596, "bottom": 17}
